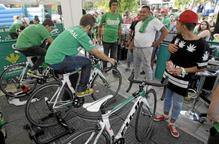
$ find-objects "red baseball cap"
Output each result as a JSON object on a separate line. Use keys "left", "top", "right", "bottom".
{"left": 178, "top": 10, "right": 198, "bottom": 24}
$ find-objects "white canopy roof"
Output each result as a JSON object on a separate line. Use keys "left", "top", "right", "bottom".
{"left": 0, "top": 0, "right": 60, "bottom": 5}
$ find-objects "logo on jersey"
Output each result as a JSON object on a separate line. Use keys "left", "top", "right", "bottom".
{"left": 106, "top": 19, "right": 120, "bottom": 26}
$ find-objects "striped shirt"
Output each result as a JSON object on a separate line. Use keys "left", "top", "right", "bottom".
{"left": 163, "top": 34, "right": 209, "bottom": 96}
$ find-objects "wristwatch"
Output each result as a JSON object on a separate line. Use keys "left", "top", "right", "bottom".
{"left": 181, "top": 67, "right": 187, "bottom": 77}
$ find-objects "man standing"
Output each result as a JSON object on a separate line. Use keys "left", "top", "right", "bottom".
{"left": 98, "top": 0, "right": 122, "bottom": 70}
{"left": 131, "top": 5, "right": 168, "bottom": 80}
{"left": 160, "top": 8, "right": 171, "bottom": 30}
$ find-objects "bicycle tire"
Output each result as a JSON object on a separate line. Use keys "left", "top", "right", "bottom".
{"left": 25, "top": 81, "right": 73, "bottom": 127}
{"left": 135, "top": 89, "right": 157, "bottom": 142}
{"left": 63, "top": 127, "right": 111, "bottom": 144}
{"left": 0, "top": 63, "right": 37, "bottom": 98}
{"left": 91, "top": 66, "right": 122, "bottom": 103}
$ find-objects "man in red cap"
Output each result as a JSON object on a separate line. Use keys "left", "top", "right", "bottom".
{"left": 154, "top": 10, "right": 209, "bottom": 138}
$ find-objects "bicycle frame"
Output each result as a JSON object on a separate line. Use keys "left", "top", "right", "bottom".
{"left": 46, "top": 62, "right": 107, "bottom": 110}
{"left": 88, "top": 90, "right": 152, "bottom": 143}
{"left": 18, "top": 57, "right": 33, "bottom": 84}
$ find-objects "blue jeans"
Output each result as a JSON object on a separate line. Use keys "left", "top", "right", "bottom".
{"left": 50, "top": 56, "right": 91, "bottom": 92}
{"left": 163, "top": 88, "right": 184, "bottom": 121}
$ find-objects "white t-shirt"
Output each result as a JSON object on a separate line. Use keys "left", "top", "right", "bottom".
{"left": 134, "top": 18, "right": 164, "bottom": 47}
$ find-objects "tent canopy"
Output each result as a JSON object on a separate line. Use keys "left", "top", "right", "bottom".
{"left": 0, "top": 0, "right": 60, "bottom": 5}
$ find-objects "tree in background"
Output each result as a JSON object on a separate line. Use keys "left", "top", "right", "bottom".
{"left": 93, "top": 0, "right": 139, "bottom": 14}
{"left": 117, "top": 0, "right": 139, "bottom": 13}
{"left": 173, "top": 0, "right": 213, "bottom": 10}
{"left": 83, "top": 1, "right": 94, "bottom": 11}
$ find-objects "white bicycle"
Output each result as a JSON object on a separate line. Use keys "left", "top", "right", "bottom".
{"left": 63, "top": 78, "right": 167, "bottom": 144}
{"left": 25, "top": 56, "right": 122, "bottom": 127}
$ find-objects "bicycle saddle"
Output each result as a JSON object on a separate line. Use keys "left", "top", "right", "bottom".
{"left": 83, "top": 95, "right": 113, "bottom": 112}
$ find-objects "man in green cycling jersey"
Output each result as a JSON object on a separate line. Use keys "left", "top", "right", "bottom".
{"left": 15, "top": 19, "right": 54, "bottom": 70}
{"left": 45, "top": 14, "right": 116, "bottom": 97}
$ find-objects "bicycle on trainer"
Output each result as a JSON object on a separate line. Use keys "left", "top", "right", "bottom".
{"left": 25, "top": 56, "right": 122, "bottom": 128}
{"left": 63, "top": 76, "right": 168, "bottom": 144}
{"left": 0, "top": 44, "right": 56, "bottom": 98}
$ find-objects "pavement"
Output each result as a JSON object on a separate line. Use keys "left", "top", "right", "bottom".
{"left": 0, "top": 60, "right": 211, "bottom": 144}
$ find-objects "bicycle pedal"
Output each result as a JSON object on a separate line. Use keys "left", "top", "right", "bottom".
{"left": 72, "top": 97, "right": 84, "bottom": 108}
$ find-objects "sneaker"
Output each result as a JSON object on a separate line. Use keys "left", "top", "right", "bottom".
{"left": 140, "top": 71, "right": 145, "bottom": 75}
{"left": 168, "top": 123, "right": 179, "bottom": 138}
{"left": 76, "top": 88, "right": 94, "bottom": 97}
{"left": 153, "top": 114, "right": 169, "bottom": 122}
{"left": 27, "top": 69, "right": 36, "bottom": 75}
{"left": 27, "top": 69, "right": 42, "bottom": 77}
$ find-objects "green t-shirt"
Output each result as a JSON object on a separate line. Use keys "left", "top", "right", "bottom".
{"left": 100, "top": 12, "right": 122, "bottom": 43}
{"left": 162, "top": 16, "right": 171, "bottom": 30}
{"left": 15, "top": 24, "right": 51, "bottom": 49}
{"left": 45, "top": 26, "right": 95, "bottom": 65}
{"left": 9, "top": 23, "right": 21, "bottom": 33}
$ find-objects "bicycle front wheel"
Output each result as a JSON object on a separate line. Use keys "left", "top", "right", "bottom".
{"left": 135, "top": 89, "right": 157, "bottom": 142}
{"left": 64, "top": 127, "right": 111, "bottom": 144}
{"left": 25, "top": 81, "right": 73, "bottom": 127}
{"left": 0, "top": 64, "right": 37, "bottom": 98}
{"left": 91, "top": 67, "right": 122, "bottom": 101}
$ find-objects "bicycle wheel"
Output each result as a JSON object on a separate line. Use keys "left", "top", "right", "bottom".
{"left": 0, "top": 64, "right": 37, "bottom": 98}
{"left": 25, "top": 81, "right": 73, "bottom": 127}
{"left": 135, "top": 89, "right": 157, "bottom": 142}
{"left": 64, "top": 127, "right": 111, "bottom": 144}
{"left": 91, "top": 67, "right": 122, "bottom": 102}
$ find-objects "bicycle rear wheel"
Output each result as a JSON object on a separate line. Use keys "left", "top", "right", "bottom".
{"left": 135, "top": 89, "right": 157, "bottom": 142}
{"left": 25, "top": 81, "right": 73, "bottom": 127}
{"left": 91, "top": 67, "right": 122, "bottom": 102}
{"left": 64, "top": 127, "right": 111, "bottom": 144}
{"left": 0, "top": 64, "right": 37, "bottom": 98}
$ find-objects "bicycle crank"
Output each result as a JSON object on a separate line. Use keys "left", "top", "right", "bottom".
{"left": 113, "top": 138, "right": 125, "bottom": 144}
{"left": 72, "top": 97, "right": 84, "bottom": 108}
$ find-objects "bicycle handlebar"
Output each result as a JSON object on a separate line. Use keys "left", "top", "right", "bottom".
{"left": 126, "top": 71, "right": 168, "bottom": 93}
{"left": 90, "top": 55, "right": 118, "bottom": 69}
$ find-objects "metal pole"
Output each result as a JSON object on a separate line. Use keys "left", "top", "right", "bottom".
{"left": 214, "top": 11, "right": 219, "bottom": 34}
